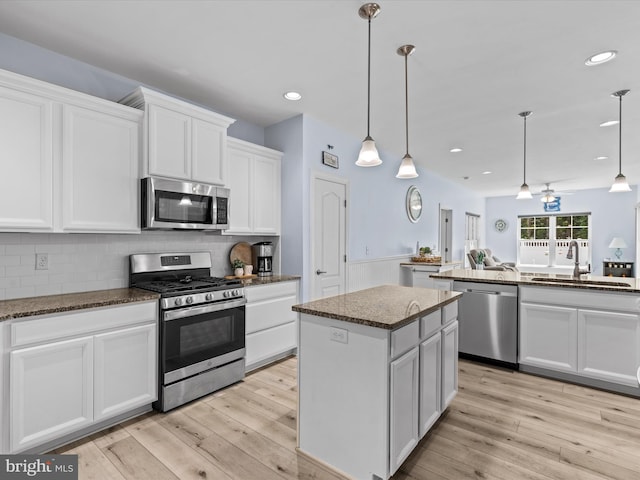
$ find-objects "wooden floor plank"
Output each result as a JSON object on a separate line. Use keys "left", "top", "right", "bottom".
{"left": 51, "top": 357, "right": 640, "bottom": 480}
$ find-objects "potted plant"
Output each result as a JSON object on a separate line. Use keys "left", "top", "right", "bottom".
{"left": 476, "top": 251, "right": 485, "bottom": 270}
{"left": 419, "top": 246, "right": 432, "bottom": 257}
{"left": 232, "top": 258, "right": 245, "bottom": 277}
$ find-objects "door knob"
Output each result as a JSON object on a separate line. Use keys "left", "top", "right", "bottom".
{"left": 316, "top": 269, "right": 327, "bottom": 275}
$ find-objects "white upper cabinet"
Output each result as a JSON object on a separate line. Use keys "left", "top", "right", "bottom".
{"left": 225, "top": 137, "right": 282, "bottom": 235}
{"left": 0, "top": 68, "right": 142, "bottom": 233}
{"left": 0, "top": 85, "right": 54, "bottom": 231}
{"left": 121, "top": 87, "right": 234, "bottom": 185}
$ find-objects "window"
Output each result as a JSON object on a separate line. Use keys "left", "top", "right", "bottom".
{"left": 518, "top": 214, "right": 591, "bottom": 267}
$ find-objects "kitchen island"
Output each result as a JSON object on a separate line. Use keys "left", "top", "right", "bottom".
{"left": 431, "top": 269, "right": 640, "bottom": 397}
{"left": 293, "top": 285, "right": 461, "bottom": 480}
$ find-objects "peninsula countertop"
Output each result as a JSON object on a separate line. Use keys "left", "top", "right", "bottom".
{"left": 292, "top": 285, "right": 461, "bottom": 330}
{"left": 0, "top": 288, "right": 160, "bottom": 321}
{"left": 431, "top": 268, "right": 640, "bottom": 293}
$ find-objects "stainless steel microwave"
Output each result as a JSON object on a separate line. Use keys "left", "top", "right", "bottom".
{"left": 141, "top": 176, "right": 229, "bottom": 230}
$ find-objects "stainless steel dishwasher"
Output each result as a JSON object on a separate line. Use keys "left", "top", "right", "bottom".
{"left": 453, "top": 281, "right": 518, "bottom": 366}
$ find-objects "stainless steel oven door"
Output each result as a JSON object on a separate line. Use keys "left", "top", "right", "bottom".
{"left": 162, "top": 298, "right": 246, "bottom": 384}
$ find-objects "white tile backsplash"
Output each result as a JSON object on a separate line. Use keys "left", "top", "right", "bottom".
{"left": 0, "top": 231, "right": 279, "bottom": 300}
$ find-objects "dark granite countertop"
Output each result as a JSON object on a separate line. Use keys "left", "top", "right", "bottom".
{"left": 0, "top": 288, "right": 160, "bottom": 321}
{"left": 292, "top": 285, "right": 461, "bottom": 330}
{"left": 431, "top": 268, "right": 640, "bottom": 293}
{"left": 239, "top": 275, "right": 300, "bottom": 287}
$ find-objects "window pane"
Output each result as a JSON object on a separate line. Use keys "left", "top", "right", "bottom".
{"left": 535, "top": 228, "right": 549, "bottom": 239}
{"left": 556, "top": 227, "right": 571, "bottom": 239}
{"left": 521, "top": 217, "right": 534, "bottom": 228}
{"left": 573, "top": 215, "right": 588, "bottom": 227}
{"left": 574, "top": 227, "right": 588, "bottom": 239}
{"left": 535, "top": 217, "right": 549, "bottom": 227}
{"left": 556, "top": 216, "right": 571, "bottom": 227}
{"left": 521, "top": 229, "right": 534, "bottom": 239}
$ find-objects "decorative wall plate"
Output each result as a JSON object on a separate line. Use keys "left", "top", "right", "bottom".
{"left": 494, "top": 219, "right": 508, "bottom": 232}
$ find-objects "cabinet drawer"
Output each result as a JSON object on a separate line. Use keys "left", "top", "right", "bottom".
{"left": 420, "top": 310, "right": 441, "bottom": 339}
{"left": 11, "top": 301, "right": 157, "bottom": 348}
{"left": 246, "top": 295, "right": 297, "bottom": 334}
{"left": 391, "top": 320, "right": 420, "bottom": 359}
{"left": 245, "top": 281, "right": 298, "bottom": 303}
{"left": 443, "top": 301, "right": 458, "bottom": 325}
{"left": 246, "top": 321, "right": 297, "bottom": 368}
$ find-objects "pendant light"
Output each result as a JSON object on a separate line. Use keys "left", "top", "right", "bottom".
{"left": 396, "top": 45, "right": 418, "bottom": 179}
{"left": 540, "top": 183, "right": 556, "bottom": 203}
{"left": 356, "top": 3, "right": 382, "bottom": 167}
{"left": 609, "top": 89, "right": 631, "bottom": 192}
{"left": 516, "top": 111, "right": 533, "bottom": 199}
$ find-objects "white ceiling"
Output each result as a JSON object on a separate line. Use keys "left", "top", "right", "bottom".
{"left": 1, "top": 0, "right": 639, "bottom": 197}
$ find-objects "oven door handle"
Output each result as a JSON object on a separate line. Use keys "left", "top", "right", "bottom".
{"left": 163, "top": 298, "right": 247, "bottom": 321}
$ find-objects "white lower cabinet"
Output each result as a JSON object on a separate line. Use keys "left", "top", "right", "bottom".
{"left": 578, "top": 309, "right": 640, "bottom": 386}
{"left": 245, "top": 280, "right": 299, "bottom": 371}
{"left": 10, "top": 337, "right": 94, "bottom": 453}
{"left": 519, "top": 286, "right": 640, "bottom": 392}
{"left": 520, "top": 303, "right": 578, "bottom": 372}
{"left": 5, "top": 300, "right": 157, "bottom": 453}
{"left": 441, "top": 320, "right": 459, "bottom": 409}
{"left": 419, "top": 332, "right": 441, "bottom": 437}
{"left": 389, "top": 347, "right": 420, "bottom": 474}
{"left": 94, "top": 323, "right": 157, "bottom": 421}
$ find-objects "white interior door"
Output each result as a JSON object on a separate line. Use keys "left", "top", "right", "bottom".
{"left": 440, "top": 208, "right": 453, "bottom": 263}
{"left": 312, "top": 176, "right": 347, "bottom": 300}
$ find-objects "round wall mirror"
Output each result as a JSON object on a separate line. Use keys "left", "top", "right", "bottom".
{"left": 406, "top": 185, "right": 422, "bottom": 223}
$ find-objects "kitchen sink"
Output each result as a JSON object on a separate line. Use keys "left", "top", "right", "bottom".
{"left": 529, "top": 277, "right": 632, "bottom": 287}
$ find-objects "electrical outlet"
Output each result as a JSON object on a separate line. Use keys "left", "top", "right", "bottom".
{"left": 329, "top": 327, "right": 348, "bottom": 344}
{"left": 35, "top": 253, "right": 48, "bottom": 270}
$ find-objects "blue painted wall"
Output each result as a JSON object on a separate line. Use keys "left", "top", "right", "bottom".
{"left": 485, "top": 187, "right": 637, "bottom": 275}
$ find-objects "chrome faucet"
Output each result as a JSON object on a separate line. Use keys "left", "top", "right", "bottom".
{"left": 566, "top": 240, "right": 590, "bottom": 279}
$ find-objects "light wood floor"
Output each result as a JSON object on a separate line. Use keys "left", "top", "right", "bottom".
{"left": 54, "top": 357, "right": 640, "bottom": 480}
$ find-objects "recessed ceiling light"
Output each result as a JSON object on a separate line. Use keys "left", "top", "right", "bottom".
{"left": 599, "top": 120, "right": 619, "bottom": 127}
{"left": 450, "top": 148, "right": 463, "bottom": 153}
{"left": 595, "top": 156, "right": 609, "bottom": 160}
{"left": 585, "top": 50, "right": 617, "bottom": 66}
{"left": 283, "top": 91, "right": 302, "bottom": 101}
{"left": 482, "top": 171, "right": 492, "bottom": 175}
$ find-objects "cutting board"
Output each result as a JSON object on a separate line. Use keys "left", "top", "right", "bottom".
{"left": 229, "top": 242, "right": 252, "bottom": 266}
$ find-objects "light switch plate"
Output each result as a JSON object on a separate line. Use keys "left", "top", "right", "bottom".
{"left": 329, "top": 327, "right": 348, "bottom": 344}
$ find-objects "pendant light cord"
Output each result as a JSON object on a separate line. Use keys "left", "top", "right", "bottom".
{"left": 523, "top": 114, "right": 527, "bottom": 183}
{"left": 404, "top": 53, "right": 409, "bottom": 155}
{"left": 366, "top": 16, "right": 372, "bottom": 137}
{"left": 618, "top": 92, "right": 623, "bottom": 175}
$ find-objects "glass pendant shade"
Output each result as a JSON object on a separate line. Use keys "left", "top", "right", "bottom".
{"left": 540, "top": 193, "right": 556, "bottom": 203}
{"left": 610, "top": 89, "right": 631, "bottom": 193}
{"left": 396, "top": 154, "right": 418, "bottom": 178}
{"left": 356, "top": 136, "right": 382, "bottom": 166}
{"left": 609, "top": 173, "right": 631, "bottom": 192}
{"left": 516, "top": 183, "right": 532, "bottom": 200}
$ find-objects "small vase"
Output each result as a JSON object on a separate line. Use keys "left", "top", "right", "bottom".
{"left": 234, "top": 267, "right": 244, "bottom": 277}
{"left": 244, "top": 264, "right": 253, "bottom": 276}
{"left": 476, "top": 264, "right": 484, "bottom": 270}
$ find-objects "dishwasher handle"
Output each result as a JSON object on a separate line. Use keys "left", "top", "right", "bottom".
{"left": 462, "top": 288, "right": 517, "bottom": 297}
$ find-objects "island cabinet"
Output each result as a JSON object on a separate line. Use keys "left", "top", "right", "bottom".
{"left": 0, "top": 68, "right": 142, "bottom": 233}
{"left": 120, "top": 86, "right": 235, "bottom": 185}
{"left": 295, "top": 285, "right": 460, "bottom": 480}
{"left": 245, "top": 280, "right": 299, "bottom": 371}
{"left": 3, "top": 300, "right": 158, "bottom": 453}
{"left": 520, "top": 286, "right": 640, "bottom": 394}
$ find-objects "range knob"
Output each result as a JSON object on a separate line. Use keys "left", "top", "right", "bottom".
{"left": 223, "top": 291, "right": 230, "bottom": 298}
{"left": 174, "top": 297, "right": 183, "bottom": 306}
{"left": 205, "top": 293, "right": 214, "bottom": 301}
{"left": 233, "top": 289, "right": 240, "bottom": 297}
{"left": 186, "top": 296, "right": 194, "bottom": 305}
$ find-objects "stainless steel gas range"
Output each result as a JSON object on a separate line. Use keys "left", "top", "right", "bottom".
{"left": 130, "top": 252, "right": 245, "bottom": 412}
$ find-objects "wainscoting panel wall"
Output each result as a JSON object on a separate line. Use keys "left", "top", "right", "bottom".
{"left": 347, "top": 255, "right": 411, "bottom": 293}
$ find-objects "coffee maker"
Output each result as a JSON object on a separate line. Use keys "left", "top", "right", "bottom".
{"left": 252, "top": 242, "right": 273, "bottom": 277}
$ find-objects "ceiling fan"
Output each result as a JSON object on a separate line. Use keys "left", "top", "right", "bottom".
{"left": 535, "top": 183, "right": 574, "bottom": 203}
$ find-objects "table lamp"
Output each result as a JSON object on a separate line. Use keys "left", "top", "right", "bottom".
{"left": 608, "top": 237, "right": 627, "bottom": 260}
